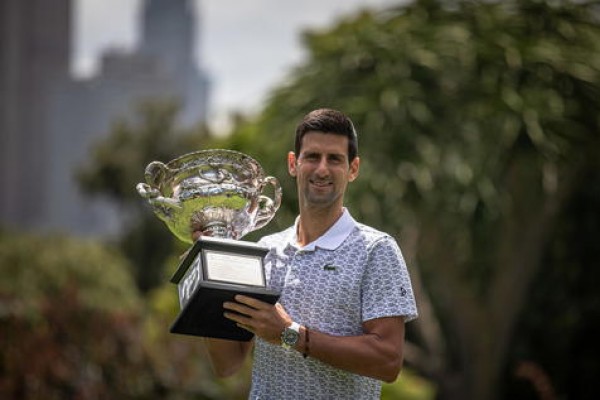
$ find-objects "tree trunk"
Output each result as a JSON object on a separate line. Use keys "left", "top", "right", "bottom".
{"left": 410, "top": 151, "right": 580, "bottom": 400}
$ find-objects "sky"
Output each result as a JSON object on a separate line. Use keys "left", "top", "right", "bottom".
{"left": 74, "top": 0, "right": 402, "bottom": 130}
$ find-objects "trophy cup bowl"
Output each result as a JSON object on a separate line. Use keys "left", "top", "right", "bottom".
{"left": 136, "top": 149, "right": 282, "bottom": 243}
{"left": 136, "top": 149, "right": 282, "bottom": 341}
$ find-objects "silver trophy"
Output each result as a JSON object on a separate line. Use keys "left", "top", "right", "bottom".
{"left": 136, "top": 149, "right": 282, "bottom": 340}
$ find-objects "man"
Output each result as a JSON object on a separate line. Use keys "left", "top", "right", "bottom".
{"left": 198, "top": 108, "right": 418, "bottom": 399}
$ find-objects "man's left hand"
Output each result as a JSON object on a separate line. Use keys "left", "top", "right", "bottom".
{"left": 223, "top": 295, "right": 291, "bottom": 345}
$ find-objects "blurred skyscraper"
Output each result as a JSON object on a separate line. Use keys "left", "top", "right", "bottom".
{"left": 0, "top": 0, "right": 71, "bottom": 232}
{"left": 0, "top": 0, "right": 210, "bottom": 236}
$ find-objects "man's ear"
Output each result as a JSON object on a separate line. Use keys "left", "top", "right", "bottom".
{"left": 348, "top": 156, "right": 360, "bottom": 182}
{"left": 288, "top": 151, "right": 297, "bottom": 177}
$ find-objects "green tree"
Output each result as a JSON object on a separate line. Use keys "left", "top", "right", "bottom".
{"left": 0, "top": 232, "right": 150, "bottom": 399}
{"left": 504, "top": 158, "right": 600, "bottom": 399}
{"left": 212, "top": 0, "right": 600, "bottom": 398}
{"left": 0, "top": 232, "right": 254, "bottom": 400}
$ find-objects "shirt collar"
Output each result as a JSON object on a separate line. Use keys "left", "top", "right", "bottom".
{"left": 291, "top": 208, "right": 357, "bottom": 251}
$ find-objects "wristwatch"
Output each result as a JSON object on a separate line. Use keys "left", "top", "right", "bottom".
{"left": 281, "top": 321, "right": 301, "bottom": 349}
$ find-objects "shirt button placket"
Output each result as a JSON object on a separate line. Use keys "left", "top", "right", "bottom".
{"left": 286, "top": 249, "right": 303, "bottom": 285}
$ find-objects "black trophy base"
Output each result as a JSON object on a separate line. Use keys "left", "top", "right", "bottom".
{"left": 170, "top": 281, "right": 279, "bottom": 341}
{"left": 169, "top": 236, "right": 280, "bottom": 341}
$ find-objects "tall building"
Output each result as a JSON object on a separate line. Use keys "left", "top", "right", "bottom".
{"left": 0, "top": 0, "right": 71, "bottom": 231}
{"left": 0, "top": 0, "right": 210, "bottom": 236}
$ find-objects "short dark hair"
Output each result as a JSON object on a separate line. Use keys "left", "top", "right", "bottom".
{"left": 294, "top": 108, "right": 358, "bottom": 162}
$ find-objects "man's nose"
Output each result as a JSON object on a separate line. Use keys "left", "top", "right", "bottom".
{"left": 315, "top": 157, "right": 329, "bottom": 175}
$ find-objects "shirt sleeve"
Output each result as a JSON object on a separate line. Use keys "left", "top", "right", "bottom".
{"left": 361, "top": 235, "right": 418, "bottom": 322}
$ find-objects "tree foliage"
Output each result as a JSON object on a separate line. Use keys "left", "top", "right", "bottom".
{"left": 0, "top": 232, "right": 147, "bottom": 398}
{"left": 0, "top": 232, "right": 253, "bottom": 400}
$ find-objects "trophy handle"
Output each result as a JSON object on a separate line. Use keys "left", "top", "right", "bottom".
{"left": 137, "top": 161, "right": 183, "bottom": 219}
{"left": 254, "top": 176, "right": 282, "bottom": 230}
{"left": 136, "top": 182, "right": 182, "bottom": 221}
{"left": 144, "top": 161, "right": 169, "bottom": 188}
{"left": 136, "top": 182, "right": 160, "bottom": 199}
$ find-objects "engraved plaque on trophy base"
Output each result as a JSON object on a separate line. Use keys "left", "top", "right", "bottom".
{"left": 169, "top": 236, "right": 280, "bottom": 341}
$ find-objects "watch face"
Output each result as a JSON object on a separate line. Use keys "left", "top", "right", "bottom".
{"left": 282, "top": 328, "right": 300, "bottom": 347}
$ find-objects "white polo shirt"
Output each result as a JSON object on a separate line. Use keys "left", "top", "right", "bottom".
{"left": 250, "top": 209, "right": 418, "bottom": 400}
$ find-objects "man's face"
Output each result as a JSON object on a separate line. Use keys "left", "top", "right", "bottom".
{"left": 288, "top": 131, "right": 359, "bottom": 210}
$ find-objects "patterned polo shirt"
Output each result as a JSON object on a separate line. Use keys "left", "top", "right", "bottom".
{"left": 249, "top": 209, "right": 418, "bottom": 400}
